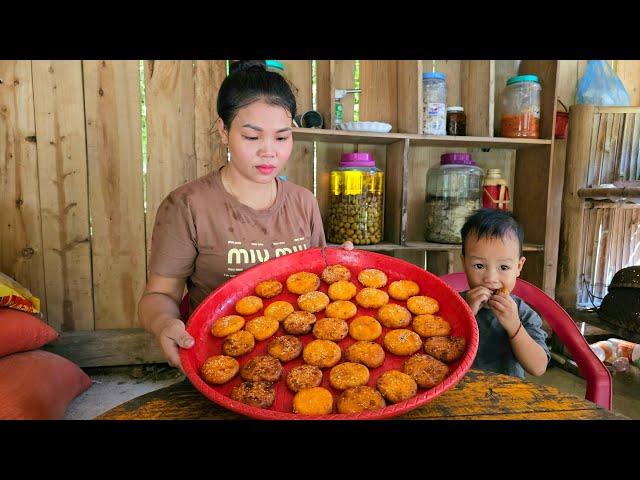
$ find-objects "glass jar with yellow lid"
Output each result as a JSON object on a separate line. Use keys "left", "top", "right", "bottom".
{"left": 326, "top": 152, "right": 384, "bottom": 245}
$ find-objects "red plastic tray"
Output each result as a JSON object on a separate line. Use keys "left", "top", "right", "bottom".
{"left": 180, "top": 247, "right": 478, "bottom": 420}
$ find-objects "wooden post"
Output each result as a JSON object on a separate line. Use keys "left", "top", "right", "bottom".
{"left": 556, "top": 105, "right": 596, "bottom": 307}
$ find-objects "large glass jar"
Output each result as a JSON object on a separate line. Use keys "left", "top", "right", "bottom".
{"left": 500, "top": 74, "right": 541, "bottom": 138}
{"left": 424, "top": 153, "right": 484, "bottom": 244}
{"left": 422, "top": 72, "right": 447, "bottom": 135}
{"left": 327, "top": 152, "right": 384, "bottom": 245}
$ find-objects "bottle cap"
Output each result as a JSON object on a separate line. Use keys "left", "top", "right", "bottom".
{"left": 340, "top": 152, "right": 375, "bottom": 167}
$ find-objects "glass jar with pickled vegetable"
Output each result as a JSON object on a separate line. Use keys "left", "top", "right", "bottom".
{"left": 424, "top": 153, "right": 484, "bottom": 244}
{"left": 327, "top": 152, "right": 384, "bottom": 245}
{"left": 500, "top": 74, "right": 541, "bottom": 138}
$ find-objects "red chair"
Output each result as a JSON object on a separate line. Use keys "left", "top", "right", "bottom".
{"left": 439, "top": 272, "right": 613, "bottom": 410}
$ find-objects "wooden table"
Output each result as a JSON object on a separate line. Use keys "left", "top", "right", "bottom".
{"left": 96, "top": 369, "right": 628, "bottom": 420}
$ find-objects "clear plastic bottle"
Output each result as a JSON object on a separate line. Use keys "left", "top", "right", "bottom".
{"left": 424, "top": 153, "right": 484, "bottom": 244}
{"left": 327, "top": 152, "right": 384, "bottom": 245}
{"left": 607, "top": 338, "right": 637, "bottom": 361}
{"left": 423, "top": 72, "right": 447, "bottom": 136}
{"left": 501, "top": 74, "right": 541, "bottom": 138}
{"left": 590, "top": 340, "right": 616, "bottom": 362}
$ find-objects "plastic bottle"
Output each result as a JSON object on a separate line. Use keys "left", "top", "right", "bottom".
{"left": 607, "top": 338, "right": 637, "bottom": 361}
{"left": 632, "top": 344, "right": 640, "bottom": 368}
{"left": 589, "top": 340, "right": 616, "bottom": 362}
{"left": 482, "top": 168, "right": 510, "bottom": 211}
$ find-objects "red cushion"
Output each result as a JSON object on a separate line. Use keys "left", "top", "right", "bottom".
{"left": 0, "top": 350, "right": 92, "bottom": 419}
{"left": 0, "top": 307, "right": 59, "bottom": 357}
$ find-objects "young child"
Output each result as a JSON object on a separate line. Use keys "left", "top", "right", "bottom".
{"left": 460, "top": 209, "right": 550, "bottom": 378}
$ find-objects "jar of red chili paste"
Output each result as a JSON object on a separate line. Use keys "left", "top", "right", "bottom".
{"left": 501, "top": 75, "right": 541, "bottom": 138}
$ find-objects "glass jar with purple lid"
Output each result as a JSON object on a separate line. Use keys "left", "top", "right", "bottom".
{"left": 424, "top": 153, "right": 484, "bottom": 244}
{"left": 327, "top": 152, "right": 384, "bottom": 245}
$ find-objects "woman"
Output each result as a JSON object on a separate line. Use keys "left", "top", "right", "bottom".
{"left": 138, "top": 60, "right": 352, "bottom": 371}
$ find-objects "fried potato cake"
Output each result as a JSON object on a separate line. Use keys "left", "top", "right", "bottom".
{"left": 200, "top": 355, "right": 239, "bottom": 385}
{"left": 383, "top": 329, "right": 422, "bottom": 356}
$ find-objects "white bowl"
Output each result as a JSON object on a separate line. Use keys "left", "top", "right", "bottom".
{"left": 337, "top": 121, "right": 392, "bottom": 133}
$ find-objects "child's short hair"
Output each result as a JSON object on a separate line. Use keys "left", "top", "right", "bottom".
{"left": 461, "top": 209, "right": 524, "bottom": 257}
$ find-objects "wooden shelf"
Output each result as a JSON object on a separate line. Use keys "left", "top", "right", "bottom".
{"left": 293, "top": 128, "right": 406, "bottom": 145}
{"left": 406, "top": 134, "right": 551, "bottom": 149}
{"left": 328, "top": 241, "right": 544, "bottom": 252}
{"left": 293, "top": 128, "right": 552, "bottom": 149}
{"left": 565, "top": 308, "right": 640, "bottom": 344}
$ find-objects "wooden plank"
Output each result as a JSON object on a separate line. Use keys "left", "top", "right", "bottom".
{"left": 333, "top": 60, "right": 355, "bottom": 128}
{"left": 592, "top": 207, "right": 604, "bottom": 301}
{"left": 392, "top": 250, "right": 426, "bottom": 269}
{"left": 83, "top": 60, "right": 147, "bottom": 330}
{"left": 593, "top": 112, "right": 607, "bottom": 186}
{"left": 587, "top": 113, "right": 601, "bottom": 187}
{"left": 359, "top": 60, "right": 398, "bottom": 130}
{"left": 602, "top": 113, "right": 615, "bottom": 184}
{"left": 406, "top": 145, "right": 443, "bottom": 242}
{"left": 518, "top": 61, "right": 558, "bottom": 139}
{"left": 194, "top": 60, "right": 227, "bottom": 177}
{"left": 0, "top": 61, "right": 47, "bottom": 317}
{"left": 607, "top": 113, "right": 622, "bottom": 184}
{"left": 599, "top": 114, "right": 613, "bottom": 185}
{"left": 315, "top": 60, "right": 332, "bottom": 130}
{"left": 556, "top": 60, "right": 579, "bottom": 109}
{"left": 614, "top": 60, "right": 640, "bottom": 106}
{"left": 542, "top": 139, "right": 564, "bottom": 297}
{"left": 619, "top": 112, "right": 632, "bottom": 180}
{"left": 396, "top": 60, "right": 421, "bottom": 134}
{"left": 384, "top": 139, "right": 408, "bottom": 244}
{"left": 460, "top": 60, "right": 493, "bottom": 137}
{"left": 317, "top": 60, "right": 358, "bottom": 232}
{"left": 280, "top": 60, "right": 313, "bottom": 189}
{"left": 144, "top": 60, "right": 196, "bottom": 260}
{"left": 581, "top": 205, "right": 596, "bottom": 307}
{"left": 575, "top": 206, "right": 589, "bottom": 306}
{"left": 32, "top": 60, "right": 93, "bottom": 332}
{"left": 630, "top": 114, "right": 640, "bottom": 181}
{"left": 611, "top": 207, "right": 623, "bottom": 286}
{"left": 513, "top": 145, "right": 549, "bottom": 245}
{"left": 42, "top": 328, "right": 164, "bottom": 367}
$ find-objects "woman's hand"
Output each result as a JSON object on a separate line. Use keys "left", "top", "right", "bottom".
{"left": 340, "top": 241, "right": 354, "bottom": 251}
{"left": 156, "top": 318, "right": 195, "bottom": 373}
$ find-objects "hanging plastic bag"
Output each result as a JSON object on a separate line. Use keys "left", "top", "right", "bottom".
{"left": 577, "top": 60, "right": 631, "bottom": 106}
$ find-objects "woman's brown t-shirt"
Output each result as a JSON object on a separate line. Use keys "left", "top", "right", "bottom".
{"left": 148, "top": 169, "right": 326, "bottom": 311}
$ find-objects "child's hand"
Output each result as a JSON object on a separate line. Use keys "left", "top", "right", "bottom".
{"left": 487, "top": 292, "right": 520, "bottom": 336}
{"left": 464, "top": 286, "right": 494, "bottom": 315}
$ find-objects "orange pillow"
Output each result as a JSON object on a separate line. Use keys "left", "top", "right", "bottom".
{"left": 0, "top": 350, "right": 92, "bottom": 419}
{"left": 0, "top": 307, "right": 59, "bottom": 357}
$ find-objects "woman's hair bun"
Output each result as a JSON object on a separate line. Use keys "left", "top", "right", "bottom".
{"left": 229, "top": 60, "right": 266, "bottom": 75}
